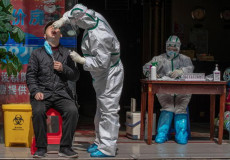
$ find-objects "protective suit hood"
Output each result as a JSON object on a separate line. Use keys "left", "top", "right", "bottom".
{"left": 64, "top": 4, "right": 97, "bottom": 29}
{"left": 166, "top": 35, "right": 181, "bottom": 58}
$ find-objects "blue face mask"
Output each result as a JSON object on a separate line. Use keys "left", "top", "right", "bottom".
{"left": 44, "top": 41, "right": 55, "bottom": 61}
{"left": 44, "top": 41, "right": 52, "bottom": 55}
{"left": 167, "top": 50, "right": 176, "bottom": 57}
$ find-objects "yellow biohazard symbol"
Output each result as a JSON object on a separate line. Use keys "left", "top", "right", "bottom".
{"left": 13, "top": 115, "right": 24, "bottom": 125}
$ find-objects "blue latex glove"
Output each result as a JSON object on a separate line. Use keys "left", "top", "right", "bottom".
{"left": 44, "top": 41, "right": 55, "bottom": 61}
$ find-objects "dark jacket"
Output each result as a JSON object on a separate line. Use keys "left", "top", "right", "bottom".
{"left": 26, "top": 45, "right": 79, "bottom": 100}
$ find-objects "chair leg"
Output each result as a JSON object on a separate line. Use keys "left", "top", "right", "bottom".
{"left": 30, "top": 137, "right": 37, "bottom": 155}
{"left": 30, "top": 109, "right": 63, "bottom": 155}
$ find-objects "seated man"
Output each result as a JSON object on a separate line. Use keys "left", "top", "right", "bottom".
{"left": 26, "top": 21, "right": 79, "bottom": 158}
{"left": 143, "top": 35, "right": 194, "bottom": 144}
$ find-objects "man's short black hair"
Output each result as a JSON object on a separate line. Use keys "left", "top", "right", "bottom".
{"left": 44, "top": 21, "right": 55, "bottom": 34}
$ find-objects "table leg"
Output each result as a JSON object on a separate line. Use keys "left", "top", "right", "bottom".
{"left": 210, "top": 95, "right": 215, "bottom": 140}
{"left": 218, "top": 93, "right": 226, "bottom": 144}
{"left": 147, "top": 84, "right": 154, "bottom": 145}
{"left": 140, "top": 84, "right": 147, "bottom": 140}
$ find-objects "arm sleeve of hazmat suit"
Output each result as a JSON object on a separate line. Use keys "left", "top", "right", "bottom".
{"left": 63, "top": 11, "right": 71, "bottom": 20}
{"left": 143, "top": 55, "right": 165, "bottom": 78}
{"left": 52, "top": 11, "right": 71, "bottom": 29}
{"left": 53, "top": 9, "right": 76, "bottom": 28}
{"left": 179, "top": 55, "right": 194, "bottom": 74}
{"left": 83, "top": 34, "right": 112, "bottom": 72}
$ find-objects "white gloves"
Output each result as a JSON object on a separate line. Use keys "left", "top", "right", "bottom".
{"left": 170, "top": 69, "right": 183, "bottom": 78}
{"left": 53, "top": 17, "right": 68, "bottom": 29}
{"left": 70, "top": 50, "right": 86, "bottom": 64}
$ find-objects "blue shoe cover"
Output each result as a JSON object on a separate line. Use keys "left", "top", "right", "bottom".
{"left": 90, "top": 150, "right": 114, "bottom": 157}
{"left": 155, "top": 125, "right": 169, "bottom": 143}
{"left": 87, "top": 143, "right": 98, "bottom": 153}
{"left": 155, "top": 111, "right": 173, "bottom": 143}
{"left": 175, "top": 114, "right": 188, "bottom": 144}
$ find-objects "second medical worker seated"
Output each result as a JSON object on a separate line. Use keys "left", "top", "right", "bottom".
{"left": 143, "top": 35, "right": 194, "bottom": 144}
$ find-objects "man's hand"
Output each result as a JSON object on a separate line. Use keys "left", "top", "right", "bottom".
{"left": 35, "top": 92, "right": 44, "bottom": 101}
{"left": 53, "top": 17, "right": 68, "bottom": 29}
{"left": 70, "top": 50, "right": 86, "bottom": 64}
{"left": 170, "top": 69, "right": 183, "bottom": 78}
{"left": 54, "top": 61, "right": 63, "bottom": 72}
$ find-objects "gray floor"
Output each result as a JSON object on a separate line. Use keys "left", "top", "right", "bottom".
{"left": 1, "top": 131, "right": 230, "bottom": 159}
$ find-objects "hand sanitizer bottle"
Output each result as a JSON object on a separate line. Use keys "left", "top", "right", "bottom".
{"left": 150, "top": 62, "right": 157, "bottom": 80}
{"left": 213, "top": 64, "right": 220, "bottom": 81}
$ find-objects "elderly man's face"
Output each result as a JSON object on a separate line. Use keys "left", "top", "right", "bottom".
{"left": 44, "top": 25, "right": 62, "bottom": 40}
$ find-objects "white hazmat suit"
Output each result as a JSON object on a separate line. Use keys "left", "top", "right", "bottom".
{"left": 143, "top": 36, "right": 194, "bottom": 114}
{"left": 53, "top": 4, "right": 124, "bottom": 156}
{"left": 143, "top": 35, "right": 194, "bottom": 144}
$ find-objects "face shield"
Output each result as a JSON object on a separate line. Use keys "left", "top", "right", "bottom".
{"left": 69, "top": 4, "right": 88, "bottom": 28}
{"left": 60, "top": 23, "right": 78, "bottom": 37}
{"left": 69, "top": 4, "right": 97, "bottom": 29}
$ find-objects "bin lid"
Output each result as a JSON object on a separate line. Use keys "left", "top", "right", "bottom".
{"left": 2, "top": 104, "right": 32, "bottom": 111}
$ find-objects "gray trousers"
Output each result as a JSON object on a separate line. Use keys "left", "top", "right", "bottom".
{"left": 157, "top": 94, "right": 191, "bottom": 114}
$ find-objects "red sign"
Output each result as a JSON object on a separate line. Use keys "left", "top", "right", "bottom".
{"left": 0, "top": 0, "right": 66, "bottom": 105}
{"left": 0, "top": 65, "right": 29, "bottom": 105}
{"left": 11, "top": 0, "right": 65, "bottom": 37}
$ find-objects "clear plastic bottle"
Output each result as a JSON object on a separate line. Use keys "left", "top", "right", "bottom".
{"left": 213, "top": 64, "right": 220, "bottom": 81}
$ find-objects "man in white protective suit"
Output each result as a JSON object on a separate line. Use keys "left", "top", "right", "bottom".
{"left": 143, "top": 35, "right": 194, "bottom": 144}
{"left": 53, "top": 3, "right": 124, "bottom": 157}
